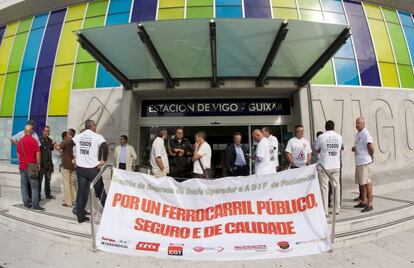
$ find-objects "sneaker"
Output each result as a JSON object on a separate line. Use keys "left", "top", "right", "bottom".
{"left": 46, "top": 195, "right": 56, "bottom": 199}
{"left": 353, "top": 197, "right": 361, "bottom": 202}
{"left": 353, "top": 203, "right": 366, "bottom": 208}
{"left": 77, "top": 216, "right": 90, "bottom": 223}
{"left": 23, "top": 204, "right": 32, "bottom": 209}
{"left": 361, "top": 206, "right": 373, "bottom": 213}
{"left": 32, "top": 206, "right": 45, "bottom": 211}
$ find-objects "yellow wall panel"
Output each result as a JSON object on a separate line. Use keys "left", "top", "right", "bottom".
{"left": 3, "top": 21, "right": 19, "bottom": 37}
{"left": 48, "top": 65, "right": 74, "bottom": 115}
{"left": 54, "top": 20, "right": 84, "bottom": 65}
{"left": 65, "top": 4, "right": 87, "bottom": 22}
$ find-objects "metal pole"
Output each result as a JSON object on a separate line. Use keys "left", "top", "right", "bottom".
{"left": 317, "top": 163, "right": 337, "bottom": 247}
{"left": 89, "top": 165, "right": 113, "bottom": 251}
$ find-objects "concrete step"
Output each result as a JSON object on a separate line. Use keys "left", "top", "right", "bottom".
{"left": 333, "top": 203, "right": 414, "bottom": 235}
{"left": 7, "top": 204, "right": 95, "bottom": 235}
{"left": 0, "top": 209, "right": 92, "bottom": 247}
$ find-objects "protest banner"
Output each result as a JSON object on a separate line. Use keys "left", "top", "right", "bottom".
{"left": 96, "top": 164, "right": 331, "bottom": 260}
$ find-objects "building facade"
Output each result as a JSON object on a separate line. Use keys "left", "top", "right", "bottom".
{"left": 0, "top": 0, "right": 413, "bottom": 184}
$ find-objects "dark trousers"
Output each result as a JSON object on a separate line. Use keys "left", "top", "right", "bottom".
{"left": 118, "top": 163, "right": 126, "bottom": 170}
{"left": 38, "top": 169, "right": 52, "bottom": 198}
{"left": 229, "top": 165, "right": 249, "bottom": 176}
{"left": 76, "top": 166, "right": 107, "bottom": 219}
{"left": 170, "top": 168, "right": 189, "bottom": 180}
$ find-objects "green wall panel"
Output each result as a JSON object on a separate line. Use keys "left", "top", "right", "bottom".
{"left": 311, "top": 60, "right": 335, "bottom": 85}
{"left": 0, "top": 72, "right": 19, "bottom": 116}
{"left": 398, "top": 64, "right": 414, "bottom": 88}
{"left": 73, "top": 62, "right": 97, "bottom": 89}
{"left": 86, "top": 0, "right": 109, "bottom": 17}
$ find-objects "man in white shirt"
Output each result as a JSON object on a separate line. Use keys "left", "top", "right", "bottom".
{"left": 261, "top": 127, "right": 279, "bottom": 172}
{"left": 73, "top": 119, "right": 108, "bottom": 223}
{"left": 252, "top": 129, "right": 274, "bottom": 175}
{"left": 285, "top": 124, "right": 312, "bottom": 168}
{"left": 192, "top": 131, "right": 212, "bottom": 179}
{"left": 150, "top": 128, "right": 169, "bottom": 178}
{"left": 315, "top": 120, "right": 343, "bottom": 216}
{"left": 352, "top": 117, "right": 375, "bottom": 213}
{"left": 10, "top": 120, "right": 41, "bottom": 146}
{"left": 114, "top": 135, "right": 137, "bottom": 171}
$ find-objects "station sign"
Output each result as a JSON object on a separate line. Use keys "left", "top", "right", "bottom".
{"left": 141, "top": 98, "right": 290, "bottom": 117}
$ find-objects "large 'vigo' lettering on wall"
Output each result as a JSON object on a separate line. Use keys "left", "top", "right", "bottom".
{"left": 401, "top": 100, "right": 414, "bottom": 159}
{"left": 368, "top": 100, "right": 396, "bottom": 163}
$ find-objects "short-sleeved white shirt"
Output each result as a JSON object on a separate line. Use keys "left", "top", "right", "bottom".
{"left": 254, "top": 137, "right": 274, "bottom": 175}
{"left": 355, "top": 128, "right": 373, "bottom": 166}
{"left": 267, "top": 135, "right": 279, "bottom": 168}
{"left": 315, "top": 130, "right": 343, "bottom": 170}
{"left": 285, "top": 137, "right": 312, "bottom": 167}
{"left": 193, "top": 142, "right": 212, "bottom": 174}
{"left": 73, "top": 129, "right": 106, "bottom": 168}
{"left": 150, "top": 137, "right": 169, "bottom": 173}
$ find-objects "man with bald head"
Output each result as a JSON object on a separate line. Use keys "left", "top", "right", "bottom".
{"left": 352, "top": 117, "right": 375, "bottom": 212}
{"left": 252, "top": 129, "right": 274, "bottom": 175}
{"left": 16, "top": 124, "right": 42, "bottom": 210}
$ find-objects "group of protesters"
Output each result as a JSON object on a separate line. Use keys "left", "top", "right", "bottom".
{"left": 12, "top": 115, "right": 374, "bottom": 223}
{"left": 150, "top": 118, "right": 374, "bottom": 216}
{"left": 12, "top": 119, "right": 113, "bottom": 223}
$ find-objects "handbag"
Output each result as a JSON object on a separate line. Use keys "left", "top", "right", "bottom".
{"left": 198, "top": 159, "right": 213, "bottom": 179}
{"left": 19, "top": 140, "right": 39, "bottom": 178}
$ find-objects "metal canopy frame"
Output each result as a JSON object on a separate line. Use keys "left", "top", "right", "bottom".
{"left": 256, "top": 21, "right": 289, "bottom": 87}
{"left": 77, "top": 33, "right": 132, "bottom": 89}
{"left": 76, "top": 20, "right": 351, "bottom": 90}
{"left": 137, "top": 24, "right": 175, "bottom": 88}
{"left": 296, "top": 27, "right": 351, "bottom": 88}
{"left": 209, "top": 21, "right": 218, "bottom": 88}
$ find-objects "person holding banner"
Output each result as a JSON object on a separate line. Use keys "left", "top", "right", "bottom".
{"left": 224, "top": 132, "right": 249, "bottom": 176}
{"left": 72, "top": 119, "right": 108, "bottom": 223}
{"left": 150, "top": 128, "right": 169, "bottom": 178}
{"left": 315, "top": 120, "right": 343, "bottom": 217}
{"left": 285, "top": 125, "right": 312, "bottom": 169}
{"left": 262, "top": 127, "right": 279, "bottom": 173}
{"left": 192, "top": 131, "right": 212, "bottom": 179}
{"left": 252, "top": 129, "right": 274, "bottom": 175}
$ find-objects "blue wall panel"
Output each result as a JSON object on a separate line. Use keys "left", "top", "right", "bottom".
{"left": 343, "top": 0, "right": 381, "bottom": 86}
{"left": 335, "top": 58, "right": 360, "bottom": 85}
{"left": 0, "top": 26, "right": 5, "bottom": 46}
{"left": 244, "top": 0, "right": 271, "bottom": 18}
{"left": 131, "top": 0, "right": 157, "bottom": 22}
{"left": 216, "top": 0, "right": 243, "bottom": 18}
{"left": 29, "top": 9, "right": 66, "bottom": 134}
{"left": 398, "top": 11, "right": 414, "bottom": 68}
{"left": 95, "top": 0, "right": 132, "bottom": 88}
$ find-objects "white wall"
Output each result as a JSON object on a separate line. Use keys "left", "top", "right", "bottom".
{"left": 311, "top": 85, "right": 414, "bottom": 188}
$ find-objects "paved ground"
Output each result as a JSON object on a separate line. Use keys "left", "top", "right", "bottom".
{"left": 0, "top": 222, "right": 413, "bottom": 268}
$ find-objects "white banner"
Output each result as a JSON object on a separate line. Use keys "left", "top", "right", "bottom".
{"left": 96, "top": 164, "right": 331, "bottom": 260}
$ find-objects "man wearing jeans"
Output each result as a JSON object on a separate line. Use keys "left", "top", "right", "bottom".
{"left": 315, "top": 120, "right": 343, "bottom": 217}
{"left": 73, "top": 120, "right": 108, "bottom": 223}
{"left": 17, "top": 125, "right": 42, "bottom": 210}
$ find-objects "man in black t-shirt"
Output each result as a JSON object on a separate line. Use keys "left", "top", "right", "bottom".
{"left": 168, "top": 127, "right": 192, "bottom": 180}
{"left": 39, "top": 126, "right": 56, "bottom": 200}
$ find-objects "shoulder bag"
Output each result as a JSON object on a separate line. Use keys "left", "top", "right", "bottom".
{"left": 19, "top": 140, "right": 39, "bottom": 178}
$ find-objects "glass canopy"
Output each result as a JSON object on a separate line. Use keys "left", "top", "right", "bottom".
{"left": 77, "top": 18, "right": 350, "bottom": 88}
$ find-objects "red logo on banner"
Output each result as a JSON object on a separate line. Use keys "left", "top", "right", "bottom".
{"left": 136, "top": 242, "right": 160, "bottom": 252}
{"left": 168, "top": 244, "right": 184, "bottom": 256}
{"left": 277, "top": 241, "right": 290, "bottom": 250}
